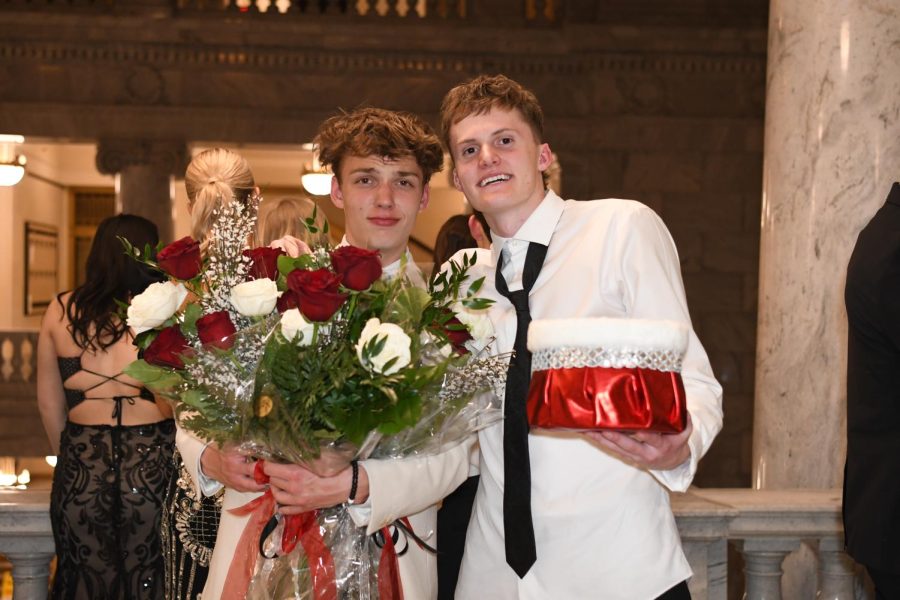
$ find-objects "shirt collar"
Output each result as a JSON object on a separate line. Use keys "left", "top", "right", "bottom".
{"left": 490, "top": 189, "right": 565, "bottom": 266}
{"left": 382, "top": 248, "right": 417, "bottom": 279}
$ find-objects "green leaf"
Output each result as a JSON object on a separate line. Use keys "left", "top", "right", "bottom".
{"left": 467, "top": 276, "right": 485, "bottom": 296}
{"left": 271, "top": 342, "right": 303, "bottom": 392}
{"left": 123, "top": 359, "right": 184, "bottom": 390}
{"left": 181, "top": 303, "right": 203, "bottom": 337}
{"left": 277, "top": 254, "right": 296, "bottom": 277}
{"left": 462, "top": 297, "right": 493, "bottom": 310}
{"left": 133, "top": 329, "right": 159, "bottom": 350}
{"left": 179, "top": 388, "right": 209, "bottom": 411}
{"left": 384, "top": 286, "right": 431, "bottom": 326}
{"left": 362, "top": 335, "right": 388, "bottom": 364}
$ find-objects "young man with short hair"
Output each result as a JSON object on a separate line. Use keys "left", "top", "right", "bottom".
{"left": 439, "top": 74, "right": 723, "bottom": 599}
{"left": 261, "top": 107, "right": 473, "bottom": 600}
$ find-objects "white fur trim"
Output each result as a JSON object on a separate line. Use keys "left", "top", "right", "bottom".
{"left": 527, "top": 318, "right": 689, "bottom": 353}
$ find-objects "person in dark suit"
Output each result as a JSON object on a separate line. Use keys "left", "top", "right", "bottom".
{"left": 844, "top": 181, "right": 900, "bottom": 600}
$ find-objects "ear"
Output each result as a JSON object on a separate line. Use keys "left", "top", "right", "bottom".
{"left": 467, "top": 215, "right": 486, "bottom": 245}
{"left": 537, "top": 143, "right": 552, "bottom": 172}
{"left": 418, "top": 184, "right": 431, "bottom": 212}
{"left": 451, "top": 168, "right": 462, "bottom": 191}
{"left": 329, "top": 176, "right": 344, "bottom": 209}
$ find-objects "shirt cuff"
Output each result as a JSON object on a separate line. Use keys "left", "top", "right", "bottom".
{"left": 649, "top": 433, "right": 701, "bottom": 493}
{"left": 347, "top": 502, "right": 373, "bottom": 528}
{"left": 197, "top": 443, "right": 224, "bottom": 497}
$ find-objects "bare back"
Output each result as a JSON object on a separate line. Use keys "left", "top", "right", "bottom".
{"left": 38, "top": 293, "right": 170, "bottom": 430}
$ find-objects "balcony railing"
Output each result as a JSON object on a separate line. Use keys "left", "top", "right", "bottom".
{"left": 0, "top": 0, "right": 565, "bottom": 22}
{"left": 0, "top": 487, "right": 858, "bottom": 600}
{"left": 174, "top": 0, "right": 466, "bottom": 18}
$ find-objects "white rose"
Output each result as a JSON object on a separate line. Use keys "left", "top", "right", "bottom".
{"left": 127, "top": 281, "right": 188, "bottom": 335}
{"left": 355, "top": 318, "right": 412, "bottom": 375}
{"left": 281, "top": 308, "right": 316, "bottom": 346}
{"left": 230, "top": 278, "right": 281, "bottom": 317}
{"left": 452, "top": 301, "right": 494, "bottom": 346}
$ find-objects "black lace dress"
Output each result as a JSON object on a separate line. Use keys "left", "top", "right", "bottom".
{"left": 160, "top": 448, "right": 223, "bottom": 600}
{"left": 50, "top": 355, "right": 175, "bottom": 600}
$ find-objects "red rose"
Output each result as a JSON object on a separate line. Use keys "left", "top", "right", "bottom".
{"left": 157, "top": 237, "right": 202, "bottom": 280}
{"left": 330, "top": 246, "right": 382, "bottom": 291}
{"left": 143, "top": 326, "right": 190, "bottom": 369}
{"left": 276, "top": 289, "right": 300, "bottom": 313}
{"left": 196, "top": 310, "right": 237, "bottom": 350}
{"left": 286, "top": 268, "right": 348, "bottom": 322}
{"left": 442, "top": 315, "right": 473, "bottom": 355}
{"left": 243, "top": 247, "right": 285, "bottom": 281}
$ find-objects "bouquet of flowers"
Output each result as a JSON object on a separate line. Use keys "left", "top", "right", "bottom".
{"left": 122, "top": 198, "right": 507, "bottom": 599}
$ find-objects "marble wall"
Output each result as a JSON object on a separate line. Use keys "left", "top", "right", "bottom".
{"left": 755, "top": 0, "right": 900, "bottom": 490}
{"left": 753, "top": 1, "right": 900, "bottom": 596}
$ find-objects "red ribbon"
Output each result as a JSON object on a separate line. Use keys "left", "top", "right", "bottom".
{"left": 295, "top": 511, "right": 337, "bottom": 600}
{"left": 527, "top": 366, "right": 687, "bottom": 432}
{"left": 377, "top": 525, "right": 404, "bottom": 600}
{"left": 221, "top": 488, "right": 276, "bottom": 600}
{"left": 222, "top": 460, "right": 339, "bottom": 600}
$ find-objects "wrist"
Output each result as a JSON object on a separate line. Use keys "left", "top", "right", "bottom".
{"left": 199, "top": 444, "right": 219, "bottom": 480}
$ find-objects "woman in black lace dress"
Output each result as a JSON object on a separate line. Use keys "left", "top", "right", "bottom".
{"left": 37, "top": 214, "right": 175, "bottom": 599}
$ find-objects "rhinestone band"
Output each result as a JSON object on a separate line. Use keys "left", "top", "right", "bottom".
{"left": 531, "top": 346, "right": 683, "bottom": 372}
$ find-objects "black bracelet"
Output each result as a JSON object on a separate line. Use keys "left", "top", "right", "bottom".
{"left": 348, "top": 460, "right": 359, "bottom": 504}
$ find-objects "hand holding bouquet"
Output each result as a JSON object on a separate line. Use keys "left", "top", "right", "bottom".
{"left": 122, "top": 201, "right": 507, "bottom": 599}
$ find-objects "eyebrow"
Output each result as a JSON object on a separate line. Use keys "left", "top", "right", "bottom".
{"left": 455, "top": 127, "right": 518, "bottom": 147}
{"left": 347, "top": 167, "right": 422, "bottom": 180}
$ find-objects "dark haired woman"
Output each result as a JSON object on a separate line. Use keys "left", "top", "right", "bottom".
{"left": 37, "top": 214, "right": 175, "bottom": 599}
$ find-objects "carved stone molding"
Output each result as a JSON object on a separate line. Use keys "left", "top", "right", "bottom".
{"left": 95, "top": 139, "right": 189, "bottom": 176}
{"left": 125, "top": 65, "right": 165, "bottom": 104}
{"left": 0, "top": 39, "right": 765, "bottom": 78}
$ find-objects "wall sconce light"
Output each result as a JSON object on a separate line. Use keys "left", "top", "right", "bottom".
{"left": 300, "top": 147, "right": 332, "bottom": 196}
{"left": 0, "top": 135, "right": 26, "bottom": 187}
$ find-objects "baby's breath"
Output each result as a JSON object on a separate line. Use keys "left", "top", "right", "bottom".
{"left": 201, "top": 194, "right": 259, "bottom": 328}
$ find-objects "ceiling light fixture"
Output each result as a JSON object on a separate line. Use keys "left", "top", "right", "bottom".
{"left": 0, "top": 135, "right": 26, "bottom": 187}
{"left": 300, "top": 146, "right": 332, "bottom": 196}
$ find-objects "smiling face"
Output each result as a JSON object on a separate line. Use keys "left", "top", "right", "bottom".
{"left": 449, "top": 107, "right": 552, "bottom": 237}
{"left": 331, "top": 154, "right": 430, "bottom": 266}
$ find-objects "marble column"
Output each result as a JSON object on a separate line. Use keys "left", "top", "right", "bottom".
{"left": 96, "top": 140, "right": 189, "bottom": 243}
{"left": 754, "top": 1, "right": 900, "bottom": 596}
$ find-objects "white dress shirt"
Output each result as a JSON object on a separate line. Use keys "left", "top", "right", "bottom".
{"left": 184, "top": 251, "right": 472, "bottom": 600}
{"left": 454, "top": 191, "right": 723, "bottom": 600}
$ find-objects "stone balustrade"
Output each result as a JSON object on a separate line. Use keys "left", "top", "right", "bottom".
{"left": 0, "top": 486, "right": 857, "bottom": 599}
{"left": 678, "top": 488, "right": 857, "bottom": 599}
{"left": 0, "top": 490, "right": 55, "bottom": 600}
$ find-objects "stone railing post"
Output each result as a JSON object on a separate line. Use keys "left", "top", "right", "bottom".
{"left": 0, "top": 490, "right": 55, "bottom": 600}
{"left": 739, "top": 538, "right": 799, "bottom": 600}
{"left": 816, "top": 537, "right": 856, "bottom": 600}
{"left": 4, "top": 551, "right": 54, "bottom": 600}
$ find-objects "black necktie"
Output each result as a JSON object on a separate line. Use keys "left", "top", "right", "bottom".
{"left": 495, "top": 241, "right": 547, "bottom": 578}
